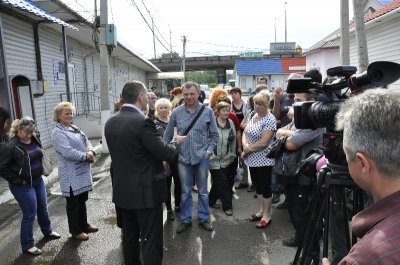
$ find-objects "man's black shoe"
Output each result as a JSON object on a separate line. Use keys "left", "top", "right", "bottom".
{"left": 282, "top": 237, "right": 299, "bottom": 247}
{"left": 277, "top": 201, "right": 288, "bottom": 209}
{"left": 272, "top": 193, "right": 281, "bottom": 204}
{"left": 247, "top": 185, "right": 254, "bottom": 192}
{"left": 235, "top": 183, "right": 249, "bottom": 189}
{"left": 176, "top": 221, "right": 192, "bottom": 233}
{"left": 199, "top": 220, "right": 213, "bottom": 231}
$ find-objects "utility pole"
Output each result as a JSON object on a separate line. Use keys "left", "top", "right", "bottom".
{"left": 274, "top": 17, "right": 277, "bottom": 43}
{"left": 169, "top": 27, "right": 172, "bottom": 59}
{"left": 100, "top": 0, "right": 110, "bottom": 153}
{"left": 340, "top": 0, "right": 350, "bottom": 65}
{"left": 353, "top": 0, "right": 369, "bottom": 72}
{"left": 181, "top": 35, "right": 186, "bottom": 83}
{"left": 151, "top": 14, "right": 156, "bottom": 59}
{"left": 284, "top": 2, "right": 287, "bottom": 44}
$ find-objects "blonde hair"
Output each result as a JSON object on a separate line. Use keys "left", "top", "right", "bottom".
{"left": 253, "top": 92, "right": 271, "bottom": 107}
{"left": 9, "top": 116, "right": 36, "bottom": 137}
{"left": 53, "top": 102, "right": 74, "bottom": 122}
{"left": 155, "top": 98, "right": 172, "bottom": 119}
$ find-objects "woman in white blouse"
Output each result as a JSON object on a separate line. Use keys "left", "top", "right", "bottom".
{"left": 241, "top": 92, "right": 276, "bottom": 228}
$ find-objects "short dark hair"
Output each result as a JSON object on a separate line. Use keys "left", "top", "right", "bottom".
{"left": 304, "top": 69, "right": 322, "bottom": 83}
{"left": 217, "top": 95, "right": 231, "bottom": 105}
{"left": 122, "top": 81, "right": 147, "bottom": 104}
{"left": 0, "top": 106, "right": 10, "bottom": 140}
{"left": 259, "top": 77, "right": 268, "bottom": 84}
{"left": 229, "top": 87, "right": 241, "bottom": 95}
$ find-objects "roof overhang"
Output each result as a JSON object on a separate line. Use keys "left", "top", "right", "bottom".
{"left": 5, "top": 0, "right": 160, "bottom": 73}
{"left": 147, "top": 72, "right": 184, "bottom": 80}
{"left": 0, "top": 0, "right": 77, "bottom": 30}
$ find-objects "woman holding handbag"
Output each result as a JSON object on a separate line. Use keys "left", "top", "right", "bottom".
{"left": 0, "top": 116, "right": 61, "bottom": 256}
{"left": 52, "top": 102, "right": 97, "bottom": 241}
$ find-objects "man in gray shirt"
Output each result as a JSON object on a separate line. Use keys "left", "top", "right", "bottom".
{"left": 164, "top": 81, "right": 219, "bottom": 233}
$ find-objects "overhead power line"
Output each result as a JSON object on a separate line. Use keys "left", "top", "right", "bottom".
{"left": 188, "top": 39, "right": 267, "bottom": 51}
{"left": 126, "top": 0, "right": 171, "bottom": 54}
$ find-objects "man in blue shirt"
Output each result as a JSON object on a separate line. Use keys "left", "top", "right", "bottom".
{"left": 164, "top": 81, "right": 219, "bottom": 233}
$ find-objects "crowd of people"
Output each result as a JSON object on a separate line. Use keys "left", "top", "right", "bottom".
{"left": 1, "top": 73, "right": 399, "bottom": 265}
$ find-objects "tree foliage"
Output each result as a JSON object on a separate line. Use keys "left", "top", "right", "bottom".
{"left": 160, "top": 52, "right": 180, "bottom": 59}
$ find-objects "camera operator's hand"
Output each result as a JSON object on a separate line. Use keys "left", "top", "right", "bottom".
{"left": 276, "top": 128, "right": 292, "bottom": 138}
{"left": 322, "top": 258, "right": 330, "bottom": 265}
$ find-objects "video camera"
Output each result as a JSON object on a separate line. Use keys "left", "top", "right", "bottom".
{"left": 287, "top": 61, "right": 400, "bottom": 130}
{"left": 288, "top": 61, "right": 400, "bottom": 167}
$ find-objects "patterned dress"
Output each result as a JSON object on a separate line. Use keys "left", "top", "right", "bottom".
{"left": 244, "top": 112, "right": 276, "bottom": 167}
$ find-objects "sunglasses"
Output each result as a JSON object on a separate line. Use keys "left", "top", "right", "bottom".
{"left": 19, "top": 118, "right": 35, "bottom": 127}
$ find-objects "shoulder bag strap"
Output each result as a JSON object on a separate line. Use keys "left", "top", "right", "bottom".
{"left": 183, "top": 105, "right": 206, "bottom": 136}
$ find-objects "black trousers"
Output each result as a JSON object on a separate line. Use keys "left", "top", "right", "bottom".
{"left": 121, "top": 206, "right": 163, "bottom": 265}
{"left": 165, "top": 163, "right": 181, "bottom": 211}
{"left": 249, "top": 166, "right": 272, "bottom": 198}
{"left": 66, "top": 188, "right": 90, "bottom": 235}
{"left": 209, "top": 167, "right": 233, "bottom": 211}
{"left": 286, "top": 183, "right": 320, "bottom": 260}
{"left": 227, "top": 158, "right": 238, "bottom": 191}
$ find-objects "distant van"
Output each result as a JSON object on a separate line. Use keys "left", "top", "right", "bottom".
{"left": 228, "top": 79, "right": 236, "bottom": 87}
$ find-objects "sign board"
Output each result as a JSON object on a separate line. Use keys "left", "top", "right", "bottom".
{"left": 288, "top": 66, "right": 306, "bottom": 71}
{"left": 239, "top": 51, "right": 263, "bottom": 57}
{"left": 270, "top": 42, "right": 296, "bottom": 55}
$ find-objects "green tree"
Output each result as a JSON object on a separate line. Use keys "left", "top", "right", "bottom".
{"left": 185, "top": 71, "right": 217, "bottom": 85}
{"left": 160, "top": 52, "right": 180, "bottom": 59}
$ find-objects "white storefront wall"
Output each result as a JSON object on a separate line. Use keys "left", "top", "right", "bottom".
{"left": 349, "top": 13, "right": 400, "bottom": 89}
{"left": 306, "top": 49, "right": 340, "bottom": 80}
{"left": 1, "top": 13, "right": 149, "bottom": 147}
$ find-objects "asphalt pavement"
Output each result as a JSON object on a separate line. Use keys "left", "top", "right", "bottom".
{"left": 0, "top": 152, "right": 299, "bottom": 265}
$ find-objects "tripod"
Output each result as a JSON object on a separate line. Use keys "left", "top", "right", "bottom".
{"left": 292, "top": 163, "right": 364, "bottom": 265}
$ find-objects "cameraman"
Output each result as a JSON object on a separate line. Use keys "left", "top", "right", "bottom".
{"left": 322, "top": 89, "right": 400, "bottom": 265}
{"left": 277, "top": 69, "right": 325, "bottom": 265}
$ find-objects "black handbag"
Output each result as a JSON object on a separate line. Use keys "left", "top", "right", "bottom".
{"left": 275, "top": 148, "right": 303, "bottom": 184}
{"left": 266, "top": 136, "right": 288, "bottom": 159}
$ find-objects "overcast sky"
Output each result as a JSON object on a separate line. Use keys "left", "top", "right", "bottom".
{"left": 65, "top": 0, "right": 354, "bottom": 59}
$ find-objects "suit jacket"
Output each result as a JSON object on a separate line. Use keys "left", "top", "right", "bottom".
{"left": 105, "top": 106, "right": 179, "bottom": 210}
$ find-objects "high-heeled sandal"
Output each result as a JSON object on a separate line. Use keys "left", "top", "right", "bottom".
{"left": 256, "top": 219, "right": 272, "bottom": 228}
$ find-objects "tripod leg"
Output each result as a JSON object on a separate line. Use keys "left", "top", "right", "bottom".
{"left": 293, "top": 169, "right": 327, "bottom": 265}
{"left": 323, "top": 186, "right": 331, "bottom": 258}
{"left": 341, "top": 188, "right": 351, "bottom": 252}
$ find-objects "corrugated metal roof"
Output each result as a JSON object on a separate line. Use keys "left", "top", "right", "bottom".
{"left": 2, "top": 0, "right": 78, "bottom": 30}
{"left": 236, "top": 59, "right": 282, "bottom": 75}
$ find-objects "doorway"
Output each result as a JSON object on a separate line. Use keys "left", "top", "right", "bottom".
{"left": 11, "top": 75, "right": 35, "bottom": 119}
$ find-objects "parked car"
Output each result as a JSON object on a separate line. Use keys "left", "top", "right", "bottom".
{"left": 223, "top": 84, "right": 232, "bottom": 93}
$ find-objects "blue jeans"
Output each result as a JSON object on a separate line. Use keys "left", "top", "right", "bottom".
{"left": 9, "top": 177, "right": 52, "bottom": 251}
{"left": 178, "top": 157, "right": 210, "bottom": 223}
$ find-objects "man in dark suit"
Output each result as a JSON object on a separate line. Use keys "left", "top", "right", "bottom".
{"left": 105, "top": 80, "right": 185, "bottom": 265}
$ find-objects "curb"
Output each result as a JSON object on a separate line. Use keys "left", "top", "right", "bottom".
{"left": 0, "top": 144, "right": 103, "bottom": 206}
